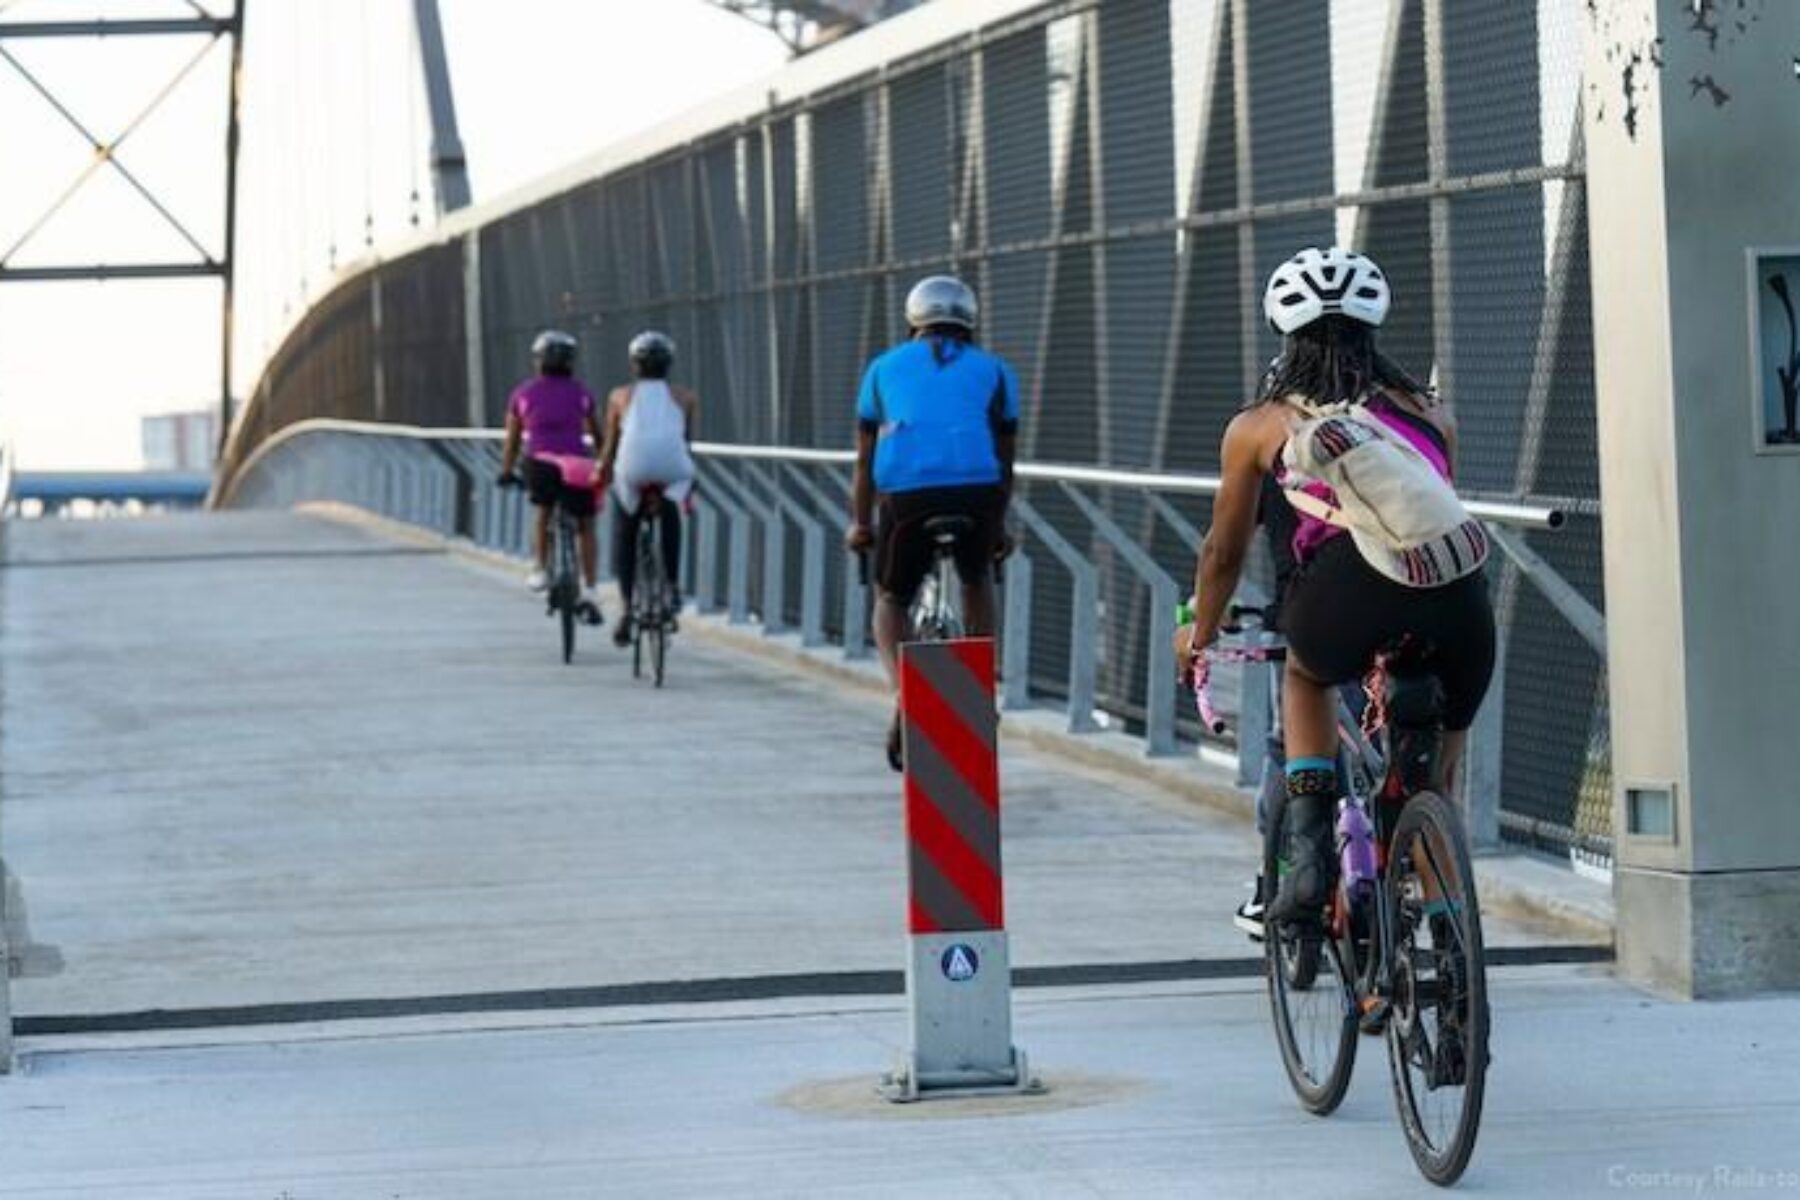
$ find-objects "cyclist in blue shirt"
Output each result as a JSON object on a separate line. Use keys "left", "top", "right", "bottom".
{"left": 846, "top": 275, "right": 1021, "bottom": 770}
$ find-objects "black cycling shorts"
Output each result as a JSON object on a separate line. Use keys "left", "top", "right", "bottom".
{"left": 874, "top": 484, "right": 1006, "bottom": 604}
{"left": 1280, "top": 534, "right": 1495, "bottom": 731}
{"left": 524, "top": 457, "right": 597, "bottom": 518}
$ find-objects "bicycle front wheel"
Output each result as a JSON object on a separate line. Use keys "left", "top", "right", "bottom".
{"left": 1267, "top": 916, "right": 1358, "bottom": 1115}
{"left": 1384, "top": 790, "right": 1489, "bottom": 1186}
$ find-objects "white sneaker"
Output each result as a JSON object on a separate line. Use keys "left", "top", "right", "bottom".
{"left": 525, "top": 568, "right": 549, "bottom": 592}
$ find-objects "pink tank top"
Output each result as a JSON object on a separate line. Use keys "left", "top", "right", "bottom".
{"left": 1282, "top": 393, "right": 1451, "bottom": 563}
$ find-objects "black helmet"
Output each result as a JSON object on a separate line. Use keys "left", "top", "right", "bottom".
{"left": 905, "top": 275, "right": 978, "bottom": 332}
{"left": 531, "top": 329, "right": 578, "bottom": 376}
{"left": 629, "top": 330, "right": 675, "bottom": 379}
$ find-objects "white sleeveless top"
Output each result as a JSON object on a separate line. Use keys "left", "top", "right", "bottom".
{"left": 612, "top": 381, "right": 696, "bottom": 513}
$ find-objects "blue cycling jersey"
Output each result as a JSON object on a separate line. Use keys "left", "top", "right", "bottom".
{"left": 855, "top": 335, "right": 1021, "bottom": 494}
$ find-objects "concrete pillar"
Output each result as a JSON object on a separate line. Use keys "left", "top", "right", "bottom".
{"left": 1585, "top": 0, "right": 1800, "bottom": 997}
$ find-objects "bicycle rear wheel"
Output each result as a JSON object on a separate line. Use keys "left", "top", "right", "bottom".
{"left": 1384, "top": 790, "right": 1489, "bottom": 1186}
{"left": 555, "top": 518, "right": 578, "bottom": 664}
{"left": 1267, "top": 916, "right": 1358, "bottom": 1115}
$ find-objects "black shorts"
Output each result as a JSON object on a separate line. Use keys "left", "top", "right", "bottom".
{"left": 874, "top": 485, "right": 1006, "bottom": 604}
{"left": 1280, "top": 535, "right": 1496, "bottom": 731}
{"left": 524, "top": 457, "right": 597, "bottom": 518}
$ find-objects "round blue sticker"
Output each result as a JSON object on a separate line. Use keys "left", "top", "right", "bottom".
{"left": 941, "top": 944, "right": 980, "bottom": 983}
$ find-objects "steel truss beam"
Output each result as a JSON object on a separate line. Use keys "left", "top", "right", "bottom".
{"left": 0, "top": 3, "right": 244, "bottom": 461}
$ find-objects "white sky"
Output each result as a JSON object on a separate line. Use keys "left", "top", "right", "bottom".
{"left": 0, "top": 0, "right": 789, "bottom": 470}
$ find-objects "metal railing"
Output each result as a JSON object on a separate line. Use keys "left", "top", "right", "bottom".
{"left": 219, "top": 418, "right": 1590, "bottom": 854}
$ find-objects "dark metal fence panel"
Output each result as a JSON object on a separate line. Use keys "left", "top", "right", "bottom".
{"left": 376, "top": 242, "right": 465, "bottom": 427}
{"left": 225, "top": 0, "right": 1607, "bottom": 854}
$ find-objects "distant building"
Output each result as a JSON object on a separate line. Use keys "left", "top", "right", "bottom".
{"left": 142, "top": 411, "right": 218, "bottom": 472}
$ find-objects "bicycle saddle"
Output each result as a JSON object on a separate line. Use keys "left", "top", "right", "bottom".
{"left": 922, "top": 514, "right": 976, "bottom": 544}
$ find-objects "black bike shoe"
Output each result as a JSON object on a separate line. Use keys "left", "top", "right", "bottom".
{"left": 578, "top": 600, "right": 604, "bottom": 627}
{"left": 1266, "top": 811, "right": 1335, "bottom": 926}
{"left": 612, "top": 616, "right": 634, "bottom": 648}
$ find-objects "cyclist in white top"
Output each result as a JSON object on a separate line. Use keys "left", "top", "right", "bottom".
{"left": 596, "top": 330, "right": 699, "bottom": 648}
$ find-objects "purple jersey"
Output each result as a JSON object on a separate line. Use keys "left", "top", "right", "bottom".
{"left": 508, "top": 376, "right": 595, "bottom": 457}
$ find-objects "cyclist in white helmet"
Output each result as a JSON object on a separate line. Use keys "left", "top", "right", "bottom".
{"left": 596, "top": 330, "right": 698, "bottom": 648}
{"left": 1176, "top": 247, "right": 1495, "bottom": 933}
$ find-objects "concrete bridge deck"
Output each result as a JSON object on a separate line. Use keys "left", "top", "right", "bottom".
{"left": 0, "top": 512, "right": 1792, "bottom": 1198}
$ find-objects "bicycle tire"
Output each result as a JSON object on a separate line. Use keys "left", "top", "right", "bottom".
{"left": 651, "top": 618, "right": 667, "bottom": 687}
{"left": 631, "top": 518, "right": 661, "bottom": 682}
{"left": 555, "top": 516, "right": 578, "bottom": 664}
{"left": 1384, "top": 789, "right": 1489, "bottom": 1186}
{"left": 1267, "top": 920, "right": 1358, "bottom": 1115}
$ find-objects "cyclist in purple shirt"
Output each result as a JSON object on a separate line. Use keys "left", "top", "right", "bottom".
{"left": 498, "top": 330, "right": 605, "bottom": 621}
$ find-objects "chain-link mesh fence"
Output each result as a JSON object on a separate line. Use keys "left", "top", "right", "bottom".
{"left": 222, "top": 0, "right": 1607, "bottom": 856}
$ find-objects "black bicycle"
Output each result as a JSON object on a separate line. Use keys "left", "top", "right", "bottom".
{"left": 1197, "top": 626, "right": 1490, "bottom": 1186}
{"left": 499, "top": 471, "right": 588, "bottom": 665}
{"left": 628, "top": 487, "right": 676, "bottom": 687}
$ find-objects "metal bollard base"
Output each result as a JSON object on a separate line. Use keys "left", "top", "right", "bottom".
{"left": 879, "top": 1046, "right": 1044, "bottom": 1104}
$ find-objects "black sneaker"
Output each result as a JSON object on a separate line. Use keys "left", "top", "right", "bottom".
{"left": 612, "top": 616, "right": 634, "bottom": 648}
{"left": 885, "top": 711, "right": 904, "bottom": 773}
{"left": 578, "top": 599, "right": 604, "bottom": 627}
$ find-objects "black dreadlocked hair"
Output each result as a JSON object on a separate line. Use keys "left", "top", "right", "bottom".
{"left": 1254, "top": 315, "right": 1426, "bottom": 409}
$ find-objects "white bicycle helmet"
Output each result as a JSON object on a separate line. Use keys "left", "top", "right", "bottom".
{"left": 1262, "top": 247, "right": 1390, "bottom": 334}
{"left": 904, "top": 275, "right": 978, "bottom": 332}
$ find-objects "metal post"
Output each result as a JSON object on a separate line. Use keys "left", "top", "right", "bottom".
{"left": 765, "top": 463, "right": 831, "bottom": 647}
{"left": 694, "top": 502, "right": 720, "bottom": 612}
{"left": 1461, "top": 625, "right": 1504, "bottom": 851}
{"left": 216, "top": 0, "right": 245, "bottom": 460}
{"left": 882, "top": 638, "right": 1038, "bottom": 1103}
{"left": 1010, "top": 496, "right": 1098, "bottom": 734}
{"left": 698, "top": 464, "right": 763, "bottom": 629}
{"left": 1000, "top": 551, "right": 1032, "bottom": 711}
{"left": 1236, "top": 624, "right": 1270, "bottom": 788}
{"left": 1422, "top": 0, "right": 1455, "bottom": 400}
{"left": 411, "top": 0, "right": 471, "bottom": 214}
{"left": 463, "top": 233, "right": 486, "bottom": 427}
{"left": 371, "top": 270, "right": 387, "bottom": 423}
{"left": 1058, "top": 484, "right": 1180, "bottom": 755}
{"left": 1230, "top": 0, "right": 1260, "bottom": 396}
{"left": 1, "top": 860, "right": 13, "bottom": 1073}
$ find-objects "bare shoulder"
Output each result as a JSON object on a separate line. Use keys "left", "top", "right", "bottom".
{"left": 672, "top": 384, "right": 700, "bottom": 407}
{"left": 1223, "top": 402, "right": 1290, "bottom": 471}
{"left": 1381, "top": 384, "right": 1455, "bottom": 436}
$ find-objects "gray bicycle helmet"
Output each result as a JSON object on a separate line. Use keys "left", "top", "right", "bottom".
{"left": 628, "top": 330, "right": 676, "bottom": 378}
{"left": 531, "top": 329, "right": 578, "bottom": 375}
{"left": 904, "top": 275, "right": 978, "bottom": 332}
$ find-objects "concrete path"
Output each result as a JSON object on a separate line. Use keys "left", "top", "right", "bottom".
{"left": 3, "top": 512, "right": 1783, "bottom": 1197}
{"left": 2, "top": 967, "right": 1797, "bottom": 1198}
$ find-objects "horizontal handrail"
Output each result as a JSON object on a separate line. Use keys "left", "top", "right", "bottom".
{"left": 221, "top": 419, "right": 1567, "bottom": 530}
